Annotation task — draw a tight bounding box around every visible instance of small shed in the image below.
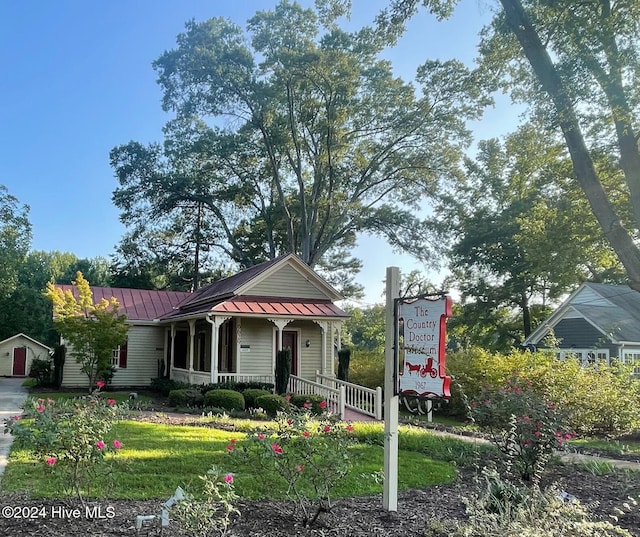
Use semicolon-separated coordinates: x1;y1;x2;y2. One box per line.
0;333;52;377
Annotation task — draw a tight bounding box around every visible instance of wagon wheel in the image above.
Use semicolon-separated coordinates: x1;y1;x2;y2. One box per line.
429;369;437;378
402;396;430;415
420;369;428;378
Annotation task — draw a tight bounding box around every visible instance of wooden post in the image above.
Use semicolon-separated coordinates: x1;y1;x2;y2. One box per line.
383;267;399;511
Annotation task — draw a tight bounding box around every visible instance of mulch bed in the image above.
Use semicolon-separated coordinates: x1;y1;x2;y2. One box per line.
2;412;640;536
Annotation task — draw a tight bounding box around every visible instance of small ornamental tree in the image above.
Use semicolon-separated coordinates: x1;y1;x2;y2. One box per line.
275;347;292;395
46;271;128;392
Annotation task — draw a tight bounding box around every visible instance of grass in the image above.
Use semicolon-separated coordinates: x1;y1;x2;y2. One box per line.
569;437;640;457
1;419;479;500
27;391;153;405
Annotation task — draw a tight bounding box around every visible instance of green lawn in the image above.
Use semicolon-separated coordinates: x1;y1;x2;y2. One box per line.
1;420;478;500
568;436;640;457
26;391;153;405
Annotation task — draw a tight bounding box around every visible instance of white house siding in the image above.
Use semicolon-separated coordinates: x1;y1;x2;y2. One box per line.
62;324;165;388
237;318;276;377
0;335;50;377
248;264;328;300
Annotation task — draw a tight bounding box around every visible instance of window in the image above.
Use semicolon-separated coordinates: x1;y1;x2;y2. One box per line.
111;342;128;369
623;352;640;375
558;348;609;365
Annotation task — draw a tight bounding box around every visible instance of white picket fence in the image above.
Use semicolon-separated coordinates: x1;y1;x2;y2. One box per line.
315;371;383;420
287;375;346;419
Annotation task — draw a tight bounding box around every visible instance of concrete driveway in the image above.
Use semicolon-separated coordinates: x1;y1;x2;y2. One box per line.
0;377;29;480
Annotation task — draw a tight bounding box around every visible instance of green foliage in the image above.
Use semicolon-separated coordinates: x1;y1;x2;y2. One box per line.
149;377;191;396
52;344;66;388
29;357;53;387
0;185;32;300
4;385;126;504
46;271;128;391
275;348;292;395
337;347;351;382
255;394;291;417
204;389;245;412
229;407;356;526
241;389;272;409
446;347;640;436
470;374;573;481
288;394;327;415
343;305;386;352
197;381;274;395
169;389;205;408
457;468;634;537
171;466;239;537
348;350;384;389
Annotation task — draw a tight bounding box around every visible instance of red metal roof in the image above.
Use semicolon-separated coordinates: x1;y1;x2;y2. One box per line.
56;285;192;321
210;296;349;319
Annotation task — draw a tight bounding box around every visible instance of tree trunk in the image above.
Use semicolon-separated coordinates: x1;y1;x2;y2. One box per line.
499;0;640;291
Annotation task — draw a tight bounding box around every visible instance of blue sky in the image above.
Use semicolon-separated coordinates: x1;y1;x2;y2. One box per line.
0;0;517;304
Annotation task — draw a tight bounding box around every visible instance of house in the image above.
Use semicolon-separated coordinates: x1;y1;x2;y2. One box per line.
523;282;640;372
0;333;52;377
56;254;349;388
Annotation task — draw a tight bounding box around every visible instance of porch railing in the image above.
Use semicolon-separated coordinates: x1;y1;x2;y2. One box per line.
216;373;274;385
288;375;345;420
170;368;274;386
315;371;383;420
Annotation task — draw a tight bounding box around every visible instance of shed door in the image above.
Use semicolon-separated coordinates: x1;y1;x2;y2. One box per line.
13;347;26;376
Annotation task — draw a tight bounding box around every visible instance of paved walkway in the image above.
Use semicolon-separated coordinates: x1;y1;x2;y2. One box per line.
0;377;29;481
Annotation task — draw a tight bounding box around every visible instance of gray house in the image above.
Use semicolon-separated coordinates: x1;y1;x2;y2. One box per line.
523;282;640;373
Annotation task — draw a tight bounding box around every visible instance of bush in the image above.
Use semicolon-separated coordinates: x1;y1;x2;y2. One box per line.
197;381;275;394
242;389;272;409
348;350;384;389
168;388;204;408
204;389;245;411
446;347;640;436
255;394;291;416
289;394;327;415
150;377;190;397
29;357;53;386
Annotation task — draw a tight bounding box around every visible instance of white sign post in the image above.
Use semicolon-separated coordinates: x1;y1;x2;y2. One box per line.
383;267;399;512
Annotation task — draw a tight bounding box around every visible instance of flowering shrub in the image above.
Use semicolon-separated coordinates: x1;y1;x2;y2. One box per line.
469;374;574;482
230;406;355;526
171;466;239;537
4;383;126;503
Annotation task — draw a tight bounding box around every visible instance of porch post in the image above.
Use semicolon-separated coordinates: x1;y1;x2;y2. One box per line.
206;315;230;384
314;320;328;375
188;319;196;385
170;323;176;379
268;318;293;375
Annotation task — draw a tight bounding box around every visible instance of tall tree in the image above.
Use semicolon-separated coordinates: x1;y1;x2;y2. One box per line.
111;0;490;296
46;272;128;391
380;0;640;290
0;185;31;298
435;125;624;345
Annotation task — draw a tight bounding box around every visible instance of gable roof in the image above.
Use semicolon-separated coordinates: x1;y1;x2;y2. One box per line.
0;333;52;351
524;282;640;345
160;254;347;321
55;285;192;322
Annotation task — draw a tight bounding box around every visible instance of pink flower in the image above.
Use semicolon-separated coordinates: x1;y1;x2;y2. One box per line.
37;405;45;413
564;433;573;440
284;394;291;401
113;440;122;449
271;443;283;455
521;415;530;423
296;464;304;473
257;433;266;441
96;440;105;450
302;431;310;438
346;424;354;432
107;399;116;406
12;415;21;421
96;381;105;389
319;400;327;409
224;474;234;484
226;444;235;452
47;398;54;404
287;419;293;425
303;402;311;409
46;457;56;466
230;438;237;444
323;425;331;433
533;430;542;437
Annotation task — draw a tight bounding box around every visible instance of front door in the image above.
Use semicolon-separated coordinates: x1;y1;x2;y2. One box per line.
12;347;26;376
282;331;298;376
